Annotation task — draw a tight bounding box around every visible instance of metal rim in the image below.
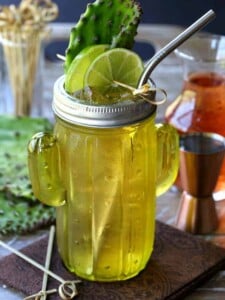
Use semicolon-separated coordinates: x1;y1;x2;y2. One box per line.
52;76;156;128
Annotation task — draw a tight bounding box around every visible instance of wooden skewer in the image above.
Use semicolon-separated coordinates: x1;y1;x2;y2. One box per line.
23;289;57;300
23;225;57;299
56;53;66;61
0;233;81;299
41;225;55;300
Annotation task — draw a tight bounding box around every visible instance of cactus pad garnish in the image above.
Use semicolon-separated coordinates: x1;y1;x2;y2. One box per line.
0;116;55;235
64;0;142;72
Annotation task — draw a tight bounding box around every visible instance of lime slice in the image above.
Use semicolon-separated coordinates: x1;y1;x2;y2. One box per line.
65;44;109;93
84;48;144;94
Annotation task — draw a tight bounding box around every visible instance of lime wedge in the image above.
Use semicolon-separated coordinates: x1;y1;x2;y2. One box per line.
65;44;109;93
84;48;144;94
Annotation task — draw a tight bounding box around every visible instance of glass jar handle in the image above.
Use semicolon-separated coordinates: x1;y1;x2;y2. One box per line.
156;124;179;196
27;132;65;207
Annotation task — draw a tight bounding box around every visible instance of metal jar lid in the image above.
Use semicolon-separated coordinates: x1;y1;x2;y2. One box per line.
52;76;156;128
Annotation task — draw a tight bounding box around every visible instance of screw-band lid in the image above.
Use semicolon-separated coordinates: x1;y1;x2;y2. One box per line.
53;76;156;128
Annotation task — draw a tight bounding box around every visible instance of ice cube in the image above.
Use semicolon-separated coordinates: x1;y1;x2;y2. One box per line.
73;86;134;105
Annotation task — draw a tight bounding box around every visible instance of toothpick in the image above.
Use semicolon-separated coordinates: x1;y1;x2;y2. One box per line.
0;238;81;299
0;239;64;283
23;289;57;300
113;80;167;105
41;225;55;300
56;53;66;61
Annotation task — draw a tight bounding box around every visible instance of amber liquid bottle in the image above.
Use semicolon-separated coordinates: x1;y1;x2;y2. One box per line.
165;34;225;199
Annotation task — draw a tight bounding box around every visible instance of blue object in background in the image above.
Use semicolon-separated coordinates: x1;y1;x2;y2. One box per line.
1;0;225;60
44;0;225;61
1;0;224;32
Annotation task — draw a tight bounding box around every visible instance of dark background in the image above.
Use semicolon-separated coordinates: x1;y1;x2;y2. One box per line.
1;0;224;33
1;0;225;59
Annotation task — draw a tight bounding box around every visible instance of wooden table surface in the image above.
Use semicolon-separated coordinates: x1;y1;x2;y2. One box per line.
0;23;225;299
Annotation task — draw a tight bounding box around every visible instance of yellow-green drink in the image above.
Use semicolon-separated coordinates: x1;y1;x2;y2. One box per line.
55;117;156;281
28;76;178;281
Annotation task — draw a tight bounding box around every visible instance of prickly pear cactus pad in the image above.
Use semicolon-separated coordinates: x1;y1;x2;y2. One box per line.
65;0;142;72
0;116;55;235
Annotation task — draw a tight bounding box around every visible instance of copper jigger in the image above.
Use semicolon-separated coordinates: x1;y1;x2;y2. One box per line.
176;132;225;234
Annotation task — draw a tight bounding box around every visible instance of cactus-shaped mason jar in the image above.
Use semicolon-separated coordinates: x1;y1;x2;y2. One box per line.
28;76;179;282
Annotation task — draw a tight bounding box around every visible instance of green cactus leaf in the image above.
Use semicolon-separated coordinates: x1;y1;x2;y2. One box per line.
64;0;142;72
0;192;55;235
0;116;55;235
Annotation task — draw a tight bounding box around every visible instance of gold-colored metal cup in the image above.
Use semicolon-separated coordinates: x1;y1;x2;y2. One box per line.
176;132;225;234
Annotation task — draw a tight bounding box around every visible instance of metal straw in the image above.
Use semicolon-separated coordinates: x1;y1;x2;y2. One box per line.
138;9;216;88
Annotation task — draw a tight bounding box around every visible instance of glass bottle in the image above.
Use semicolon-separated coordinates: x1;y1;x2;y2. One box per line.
165;34;225;199
28;76;178;281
